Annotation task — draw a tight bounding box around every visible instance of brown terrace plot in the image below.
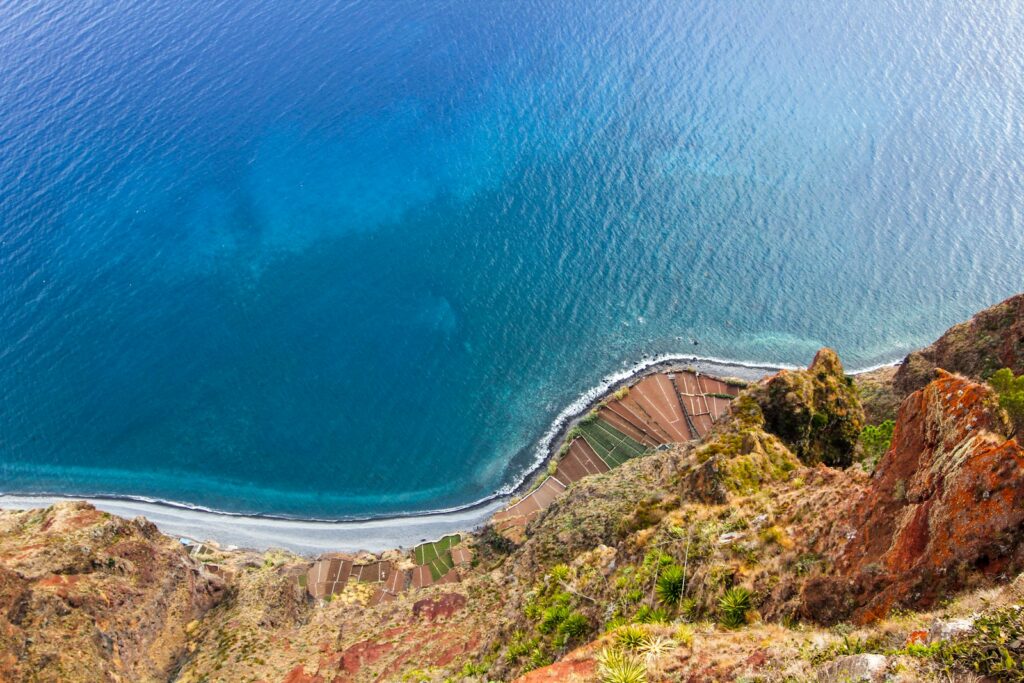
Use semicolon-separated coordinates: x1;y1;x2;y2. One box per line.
492;369;741;538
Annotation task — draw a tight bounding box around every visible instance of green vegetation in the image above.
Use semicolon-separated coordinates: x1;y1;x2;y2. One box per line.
655;565;685;605
923;607;1024;681
857;419;895;469
597;647;648;683
554;612;590;647
576;418;649;467
615;624;651;650
707;392;735;400
717;587;753;628
518;565;597;661
413;534;461;580
633;605;670;624
990;368;1024;434
810;607;1024;681
753;349;865;468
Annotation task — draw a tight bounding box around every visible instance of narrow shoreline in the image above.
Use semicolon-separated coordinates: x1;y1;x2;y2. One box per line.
0;353;901;555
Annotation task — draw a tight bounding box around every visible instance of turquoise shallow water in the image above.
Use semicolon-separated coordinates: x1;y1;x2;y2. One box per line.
1;0;1023;518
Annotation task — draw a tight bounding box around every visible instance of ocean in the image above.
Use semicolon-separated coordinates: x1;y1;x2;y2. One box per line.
1;0;1023;518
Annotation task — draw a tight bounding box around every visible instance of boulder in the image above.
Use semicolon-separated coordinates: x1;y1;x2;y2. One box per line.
928;617;975;643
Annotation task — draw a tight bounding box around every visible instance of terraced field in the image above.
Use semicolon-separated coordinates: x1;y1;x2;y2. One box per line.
574;418;647;467
492;369;743;538
413;534;461;581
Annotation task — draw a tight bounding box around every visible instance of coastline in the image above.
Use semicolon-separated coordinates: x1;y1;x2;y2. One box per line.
0;493;506;555
0;353;901;555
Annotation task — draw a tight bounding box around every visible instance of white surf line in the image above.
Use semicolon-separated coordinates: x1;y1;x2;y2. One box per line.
0;494;505;556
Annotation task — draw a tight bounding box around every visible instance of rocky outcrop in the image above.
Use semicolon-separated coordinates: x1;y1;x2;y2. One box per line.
0;502;225;682
687;394;801;502
807;371;1024;623
751;348;865;467
895;293;1024;395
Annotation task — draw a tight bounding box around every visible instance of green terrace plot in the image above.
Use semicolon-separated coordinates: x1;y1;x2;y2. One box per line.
575;417;649;467
414;534;461;580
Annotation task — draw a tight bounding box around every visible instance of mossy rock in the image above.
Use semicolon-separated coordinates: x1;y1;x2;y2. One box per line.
751;348;865;468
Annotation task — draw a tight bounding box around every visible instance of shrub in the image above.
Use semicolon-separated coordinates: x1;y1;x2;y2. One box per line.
941;606;1024;681
528;647;552;670
679;597;700;621
673;624;695;647
538;604;570;634
990;368;1024;435
548;564;571;583
634;605;670;624
857;420;895;469
759;525;794;549
505;632;536;663
597;648;648;683
554;612;589;647
655;565;686;605
718;587;753;628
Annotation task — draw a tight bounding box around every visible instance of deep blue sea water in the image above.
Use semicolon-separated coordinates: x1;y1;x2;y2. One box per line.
2;1;1023;518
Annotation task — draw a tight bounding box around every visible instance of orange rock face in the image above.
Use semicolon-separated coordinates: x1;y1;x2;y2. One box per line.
810;371;1024;623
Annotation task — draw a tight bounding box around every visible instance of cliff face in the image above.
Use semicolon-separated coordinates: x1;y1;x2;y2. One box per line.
895;293;1024;395
805;371;1024;624
0;502;225;682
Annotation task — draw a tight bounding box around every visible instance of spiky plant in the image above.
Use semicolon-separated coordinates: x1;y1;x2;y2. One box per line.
633;605;670;624
639;635;675;668
718;586;753;629
597;648;648;683
673;623;695;647
655;565;685;605
554;612;590;647
548;564;571;583
615;624;651;651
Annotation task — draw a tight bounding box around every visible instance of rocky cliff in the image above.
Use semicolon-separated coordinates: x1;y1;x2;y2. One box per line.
895;292;1024;395
0;502;224;682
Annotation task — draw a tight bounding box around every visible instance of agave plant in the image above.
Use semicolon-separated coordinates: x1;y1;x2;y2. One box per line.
639;635;675;668
615;624;651;651
718;586;753;629
655;564;686;605
597;648;648;683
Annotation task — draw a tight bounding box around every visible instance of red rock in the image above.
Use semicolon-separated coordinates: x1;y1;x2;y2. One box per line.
514;658;596;681
906;630;928;646
895;293;1024;395
815;371;1024;622
281;665;324;683
411;592;466;621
